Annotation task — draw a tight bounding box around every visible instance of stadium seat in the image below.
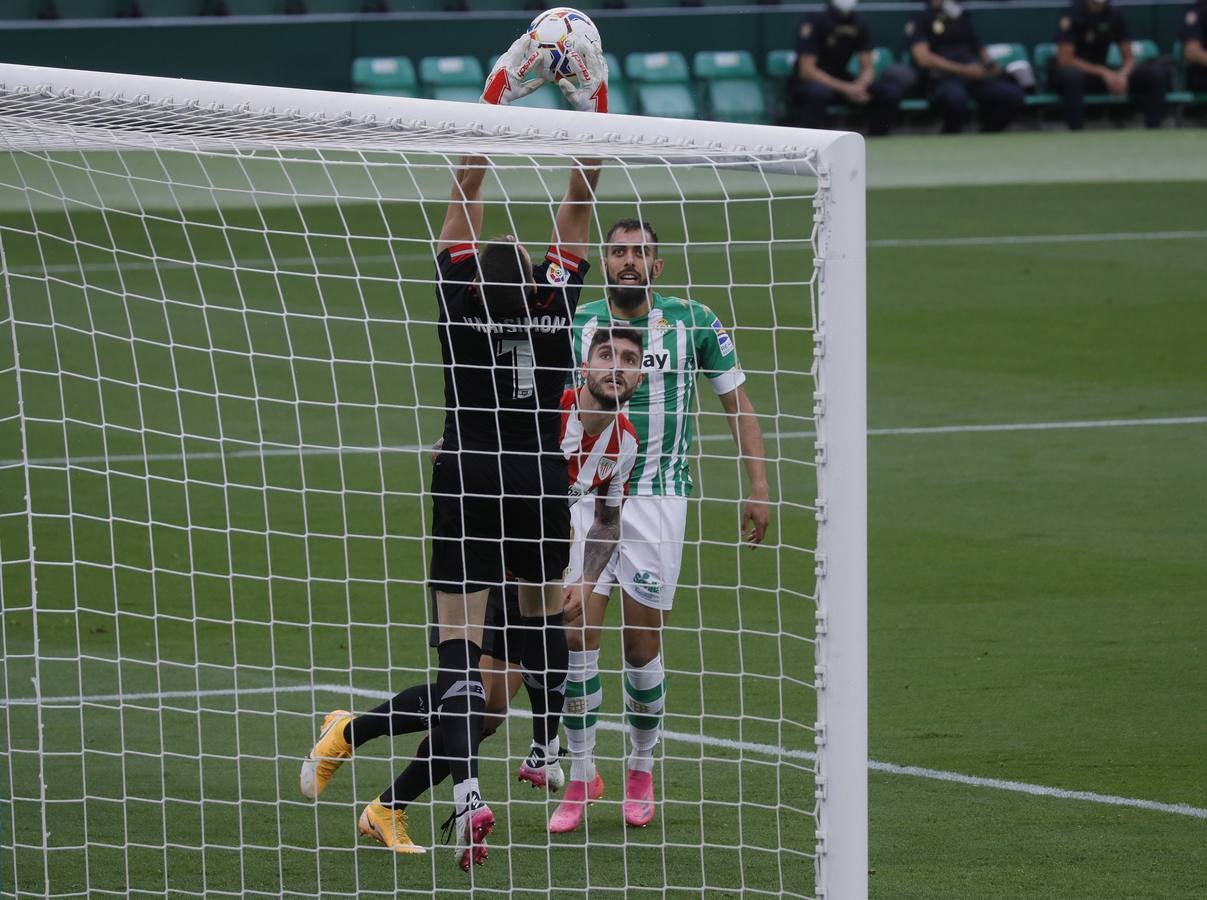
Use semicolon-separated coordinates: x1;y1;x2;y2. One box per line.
693;50;767;124
984;42;1027;69
1106;39;1159;68
626;51;697;119
420;55;486;103
764;49;796;122
304;0;387;11
603;52;632;115
1032;41;1058;74
845;46;894;79
352;56;419;96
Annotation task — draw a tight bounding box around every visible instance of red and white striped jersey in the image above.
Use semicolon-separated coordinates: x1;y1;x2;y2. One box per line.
560;388;639;507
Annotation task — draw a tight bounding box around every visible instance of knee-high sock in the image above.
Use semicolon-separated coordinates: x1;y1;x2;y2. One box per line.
433;639;486;792
379;732;453;809
520;613;568;750
563;648;602;783
624;655;665;774
345;684;433;748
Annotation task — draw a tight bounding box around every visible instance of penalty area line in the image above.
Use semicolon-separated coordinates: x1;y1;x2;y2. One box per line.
11;682;1207;821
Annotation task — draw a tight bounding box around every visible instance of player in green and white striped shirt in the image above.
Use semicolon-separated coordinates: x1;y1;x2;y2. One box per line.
550;218;771;834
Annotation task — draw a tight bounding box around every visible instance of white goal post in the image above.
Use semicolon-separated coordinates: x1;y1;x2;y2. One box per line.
0;63;865;898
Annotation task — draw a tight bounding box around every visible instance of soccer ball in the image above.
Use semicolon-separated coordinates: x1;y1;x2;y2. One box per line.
527;7;602;84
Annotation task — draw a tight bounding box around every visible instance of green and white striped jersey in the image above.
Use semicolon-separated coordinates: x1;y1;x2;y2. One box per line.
573;292;745;497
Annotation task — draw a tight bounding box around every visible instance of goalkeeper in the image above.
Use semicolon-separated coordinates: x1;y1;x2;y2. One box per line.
298;33;608;871
549;219;771;834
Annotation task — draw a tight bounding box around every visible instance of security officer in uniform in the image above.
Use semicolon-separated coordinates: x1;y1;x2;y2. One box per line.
790;0;915;135
1050;0;1168;128
906;0;1025;133
1181;0;1207;91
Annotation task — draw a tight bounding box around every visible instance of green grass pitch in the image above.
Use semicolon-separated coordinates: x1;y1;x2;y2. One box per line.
1;131;1206;898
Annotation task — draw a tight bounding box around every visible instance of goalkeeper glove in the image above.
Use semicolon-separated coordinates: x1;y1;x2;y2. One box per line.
481;34;548;105
557;40;609;113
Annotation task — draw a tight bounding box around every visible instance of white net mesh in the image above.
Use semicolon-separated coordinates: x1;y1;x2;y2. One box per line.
0;77;842;898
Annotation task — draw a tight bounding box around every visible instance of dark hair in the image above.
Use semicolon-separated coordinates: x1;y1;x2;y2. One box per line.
604;218;659;253
589;326;644;358
477;240;532;318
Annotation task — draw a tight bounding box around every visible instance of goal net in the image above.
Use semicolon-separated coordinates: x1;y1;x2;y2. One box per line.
0;64;865;899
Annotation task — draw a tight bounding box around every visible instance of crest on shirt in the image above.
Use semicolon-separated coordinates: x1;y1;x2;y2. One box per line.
711;319;734;357
597;457;616;480
1060;16;1071;29
905;20;915;35
1188;11;1197;25
933;19;945;34
546;262;571;286
801;23;812;38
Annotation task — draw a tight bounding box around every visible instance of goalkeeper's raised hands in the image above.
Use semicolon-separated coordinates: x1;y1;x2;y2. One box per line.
557;39;609;113
481;34;548;105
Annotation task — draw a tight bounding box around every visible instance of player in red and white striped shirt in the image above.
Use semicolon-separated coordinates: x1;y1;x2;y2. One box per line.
516;326;645;789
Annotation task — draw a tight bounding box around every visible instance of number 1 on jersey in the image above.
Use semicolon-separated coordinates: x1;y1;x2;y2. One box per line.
496;337;535;400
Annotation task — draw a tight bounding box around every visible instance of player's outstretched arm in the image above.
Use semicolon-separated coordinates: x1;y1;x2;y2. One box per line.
437;155;488;254
719;386;771;546
550;160;602;261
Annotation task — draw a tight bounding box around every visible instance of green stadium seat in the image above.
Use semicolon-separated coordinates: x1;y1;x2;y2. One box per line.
420;55;485;103
626;51;697;119
765;49;796;80
763;49;796;121
304;0;386;11
602;51;632;114
1106;39;1159;68
845;46;894;79
693;50;767;124
352;56;418;96
1032;42;1058;73
984;42;1027;69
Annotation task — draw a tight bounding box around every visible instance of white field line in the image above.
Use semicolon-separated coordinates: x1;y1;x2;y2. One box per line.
9;682;1206;821
8;415;1207;469
4;229;1205;277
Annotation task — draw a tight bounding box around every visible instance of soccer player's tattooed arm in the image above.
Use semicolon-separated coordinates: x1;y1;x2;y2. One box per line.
562;501;620;624
436;155;488;254
550;159;602;261
719;386;771;546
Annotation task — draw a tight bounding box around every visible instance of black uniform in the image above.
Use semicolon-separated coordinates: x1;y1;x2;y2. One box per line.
906;4;1024;133
1181;1;1207;91
790;5;912;135
429;243;586;592
1051;0;1167;128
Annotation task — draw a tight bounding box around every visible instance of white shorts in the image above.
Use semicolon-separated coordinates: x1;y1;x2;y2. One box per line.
593;494;688;611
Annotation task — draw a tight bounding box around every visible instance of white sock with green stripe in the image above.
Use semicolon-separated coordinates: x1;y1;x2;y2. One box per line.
564;649;601;783
624;655;665;774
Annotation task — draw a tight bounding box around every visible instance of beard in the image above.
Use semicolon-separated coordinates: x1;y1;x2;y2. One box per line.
605;271;650;311
586;377;637;410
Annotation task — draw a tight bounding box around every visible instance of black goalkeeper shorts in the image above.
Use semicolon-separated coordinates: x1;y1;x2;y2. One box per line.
428;448;571;593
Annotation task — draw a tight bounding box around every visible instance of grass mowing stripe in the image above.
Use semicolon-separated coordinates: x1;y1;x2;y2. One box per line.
7;416;1206;468
11;683;1207;822
5;228;1204;277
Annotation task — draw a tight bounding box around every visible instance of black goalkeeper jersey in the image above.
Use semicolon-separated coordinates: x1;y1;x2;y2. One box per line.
435;243;589;454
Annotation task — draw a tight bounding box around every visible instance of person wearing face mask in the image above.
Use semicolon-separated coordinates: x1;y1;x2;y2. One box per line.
906;0;1025;133
1050;0;1168;128
1183;0;1207;92
789;0;915;135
